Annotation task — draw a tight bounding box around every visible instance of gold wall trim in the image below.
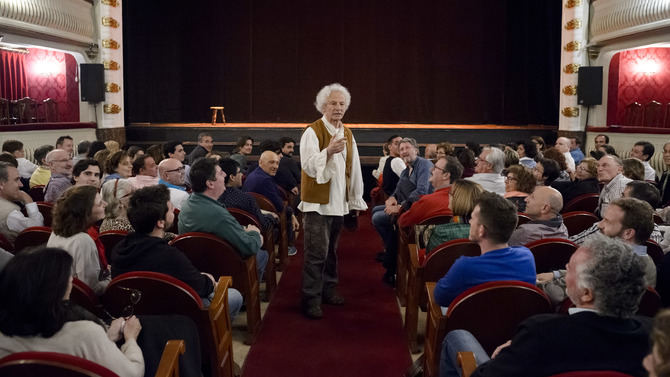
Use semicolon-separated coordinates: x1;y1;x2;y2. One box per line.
102;17;119;28
564;19;581;30
103;60;119;70
563;41;581;52
563;63;580;74
565;0;581;8
102;39;119;49
561;107;580;117
562;85;578;96
104;104;121;114
105;83;120;93
102;0;118;7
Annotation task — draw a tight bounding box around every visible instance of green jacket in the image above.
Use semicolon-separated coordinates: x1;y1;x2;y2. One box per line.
179;193;262;258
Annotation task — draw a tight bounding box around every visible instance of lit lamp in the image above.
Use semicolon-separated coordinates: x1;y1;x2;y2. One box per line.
635;59;659;76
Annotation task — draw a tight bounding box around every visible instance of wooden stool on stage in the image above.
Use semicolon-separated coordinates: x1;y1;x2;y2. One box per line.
210;106;226;125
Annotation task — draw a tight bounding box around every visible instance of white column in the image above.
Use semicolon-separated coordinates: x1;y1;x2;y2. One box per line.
558;0;589;132
98;0;124;129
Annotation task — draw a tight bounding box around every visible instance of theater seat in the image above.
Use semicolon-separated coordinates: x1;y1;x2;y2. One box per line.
99;230;128;263
561;193;599;214
525;238;577;274
562;211;599;236
36;201;53;227
250;192;288;271
645;239;664;267
13;226;51;254
70;278;104;318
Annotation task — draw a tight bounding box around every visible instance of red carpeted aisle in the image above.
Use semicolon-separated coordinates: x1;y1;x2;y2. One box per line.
241;210;413;376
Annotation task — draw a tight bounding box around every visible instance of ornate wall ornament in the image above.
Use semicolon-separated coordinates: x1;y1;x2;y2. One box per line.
102;0;118;7
105;83;120;93
102;39;119;49
563;63;580;74
103;104;121;114
103;60;120;70
562;85;578;96
565;0;581;8
564;41;581;52
564;19;582;30
102;17;119;28
561;107;580;117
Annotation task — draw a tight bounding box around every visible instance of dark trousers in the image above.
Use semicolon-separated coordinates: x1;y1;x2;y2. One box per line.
301;212;343;307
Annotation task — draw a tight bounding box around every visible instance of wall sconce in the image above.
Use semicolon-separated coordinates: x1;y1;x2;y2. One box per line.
85;43;99;59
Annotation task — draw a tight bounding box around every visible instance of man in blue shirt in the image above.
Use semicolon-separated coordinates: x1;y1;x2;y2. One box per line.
569;137;585;165
433;192;536;307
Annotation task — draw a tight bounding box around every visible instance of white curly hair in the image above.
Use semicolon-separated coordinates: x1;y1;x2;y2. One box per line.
314;83;351;114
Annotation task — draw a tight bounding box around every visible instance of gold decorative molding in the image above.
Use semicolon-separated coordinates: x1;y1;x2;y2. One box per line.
102;0;118;7
564;41;581;52
561;107;580;117
103;60;120;70
102;17;119;28
104;104;122;114
562;85;578;96
565;0;581;8
564;19;582;30
102;39;119;49
563;63;580;74
105;83;121;93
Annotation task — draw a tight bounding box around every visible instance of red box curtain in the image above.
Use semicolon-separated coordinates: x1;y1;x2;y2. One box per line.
0;50;28;100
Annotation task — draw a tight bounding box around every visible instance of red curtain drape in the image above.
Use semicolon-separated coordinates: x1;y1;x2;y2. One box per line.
0;50;28;100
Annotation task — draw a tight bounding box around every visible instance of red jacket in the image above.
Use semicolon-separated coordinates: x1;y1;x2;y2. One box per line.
397;186;451;227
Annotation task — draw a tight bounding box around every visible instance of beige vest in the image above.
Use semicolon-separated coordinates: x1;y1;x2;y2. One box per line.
0;197;21;243
300;119;353;204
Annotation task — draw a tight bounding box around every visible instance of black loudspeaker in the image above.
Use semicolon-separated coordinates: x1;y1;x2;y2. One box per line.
577;66;603;106
80;64;105;103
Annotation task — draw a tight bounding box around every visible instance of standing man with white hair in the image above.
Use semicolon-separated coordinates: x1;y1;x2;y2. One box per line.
299;83;367;319
466;147;506;195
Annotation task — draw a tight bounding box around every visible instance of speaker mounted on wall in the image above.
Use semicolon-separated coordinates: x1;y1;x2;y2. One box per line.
80;63;105;103
577;66;603;106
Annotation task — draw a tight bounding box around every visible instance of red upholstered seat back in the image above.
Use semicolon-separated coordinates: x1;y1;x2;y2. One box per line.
0;351;119;377
525;238;577;273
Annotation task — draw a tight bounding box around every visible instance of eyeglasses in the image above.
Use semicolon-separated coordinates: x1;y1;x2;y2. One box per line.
101;286;142;322
166;166;185;173
50;159;71;163
505;176;517;182
431;166;447;173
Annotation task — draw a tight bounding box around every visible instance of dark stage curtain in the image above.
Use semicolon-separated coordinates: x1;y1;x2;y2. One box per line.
0;50;28;100
123;0;561;126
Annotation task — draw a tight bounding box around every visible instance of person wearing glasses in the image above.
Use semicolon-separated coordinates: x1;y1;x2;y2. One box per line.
507;186;567;246
503;164;536;212
551;157;599;204
158;158;189;210
43;149;73;203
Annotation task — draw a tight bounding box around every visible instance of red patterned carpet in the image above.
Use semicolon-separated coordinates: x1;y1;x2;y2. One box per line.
241;210;412;376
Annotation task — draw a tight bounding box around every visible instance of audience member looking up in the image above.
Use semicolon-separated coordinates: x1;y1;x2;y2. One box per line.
508;186;567;246
551;157;600;204
158;158;189;210
503;164;536;212
596;155;632;217
466;147;505;195
44;149;73;203
630;141;656;181
2;140;36;180
0;161;44;244
187;132;214;165
29;144;54;188
103;150;132;184
515;139;537;169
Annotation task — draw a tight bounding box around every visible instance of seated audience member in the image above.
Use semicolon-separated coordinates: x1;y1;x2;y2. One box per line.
458;148;476;178
219;158;276;233
372;141;389;181
44;149;73;203
658;141;670;207
533;158;560;186
623;157;645;181
594;133;609;148
425;143;438;161
380;135;406;196
127;155;159;189
508;186;568;246
466;147;505;195
643;309;670;377
555;137;576;172
0;248;12;271
596;155;632;217
111;185;243;316
86;141;106;159
230;135;253;174
103;150;133;183
187;133;214;165
104;140;120;153
593;143;618;157
163;140;191;186
433;192;536;307
73;140;90;164
0;162;44;243
93;149;111;174
551;157;600;204
398;156;462;227
127;145;145;162
0;153;17;167
503;164;535;212
0;247;145;377
502;148;519;168
436;142;455;159
276;137;301;195
542;147;570;182
158;158;189;210
100;178;135;233
569;137;584;165
515;139;538;169
47;186;110;294
630;141;656;181
442;233;650;377
530;136;546;156
72;159;102;189
144;144;164;166
29;144;54;188
2;140;36;179
179;158;268;279
426;180;484;253
55;135;74;157
372;137;433;285
465;141;482;159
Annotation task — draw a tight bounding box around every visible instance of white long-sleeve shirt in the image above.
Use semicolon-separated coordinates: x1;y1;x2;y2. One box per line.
17;158;38;179
47;232;110;295
298;116;368;216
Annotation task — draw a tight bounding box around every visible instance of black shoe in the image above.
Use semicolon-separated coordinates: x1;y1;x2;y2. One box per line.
323;295;345;305
382;272;396;287
302;305;323;319
375;252;385;263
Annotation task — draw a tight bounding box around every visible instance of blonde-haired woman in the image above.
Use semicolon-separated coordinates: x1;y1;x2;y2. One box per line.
100;178;135;233
426;180;484;253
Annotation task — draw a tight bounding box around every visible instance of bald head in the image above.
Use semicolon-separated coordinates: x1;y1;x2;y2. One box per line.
259;150;279;176
555;137;570;154
525;186;563;220
158;158;184;185
45;149;73;176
